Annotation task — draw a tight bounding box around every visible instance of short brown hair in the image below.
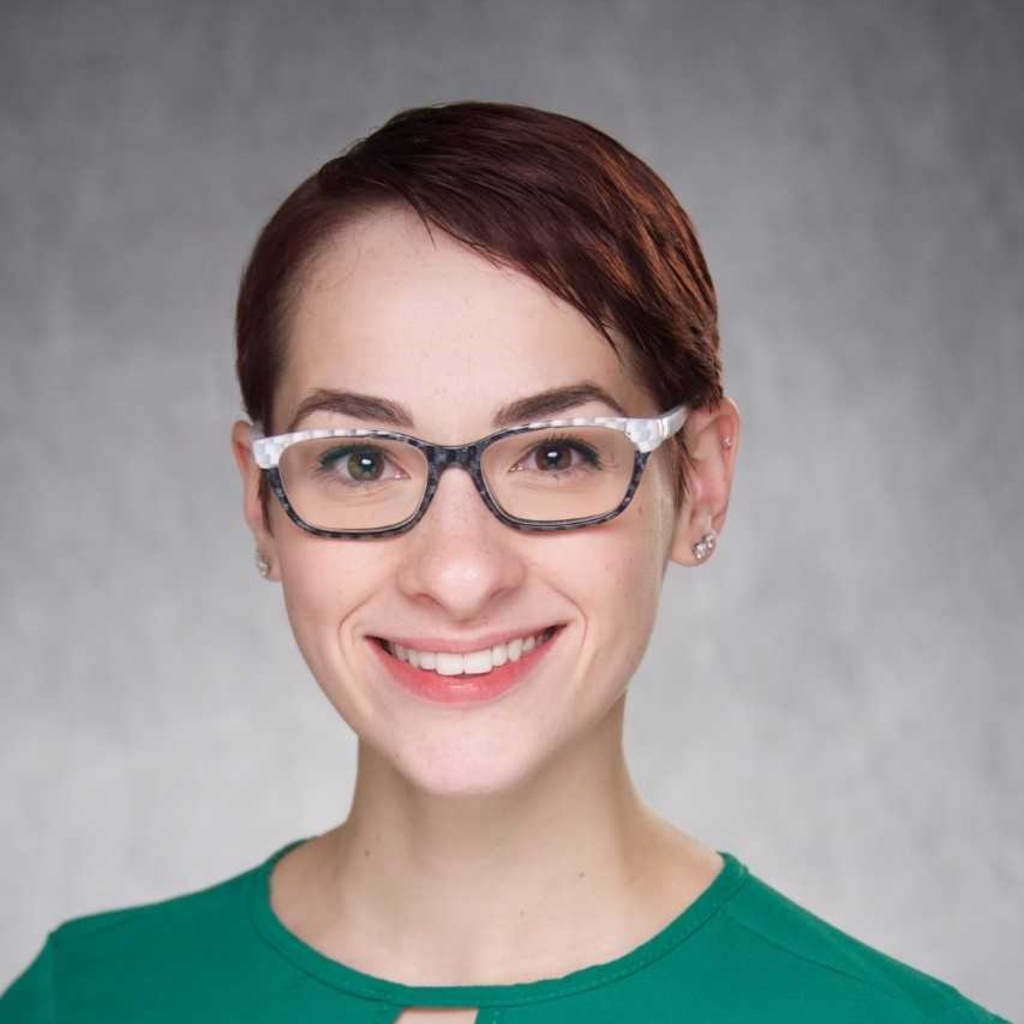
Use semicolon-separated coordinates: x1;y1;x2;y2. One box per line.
236;101;723;503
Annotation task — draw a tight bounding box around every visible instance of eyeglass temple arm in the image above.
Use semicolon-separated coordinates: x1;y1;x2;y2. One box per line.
249;424;279;470
629;405;689;453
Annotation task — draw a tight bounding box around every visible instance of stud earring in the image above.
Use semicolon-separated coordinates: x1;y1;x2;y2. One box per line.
255;551;272;579
721;436;734;450
692;531;717;562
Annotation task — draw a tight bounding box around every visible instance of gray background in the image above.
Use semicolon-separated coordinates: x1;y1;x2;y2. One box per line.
2;0;1021;1016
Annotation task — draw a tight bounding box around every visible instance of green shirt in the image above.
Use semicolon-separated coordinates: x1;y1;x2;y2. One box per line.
1;839;1012;1022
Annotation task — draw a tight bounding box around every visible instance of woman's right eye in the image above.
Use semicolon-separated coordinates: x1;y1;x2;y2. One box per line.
318;446;396;484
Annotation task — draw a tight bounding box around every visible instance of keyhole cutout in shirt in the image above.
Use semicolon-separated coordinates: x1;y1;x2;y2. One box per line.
392;1008;479;1024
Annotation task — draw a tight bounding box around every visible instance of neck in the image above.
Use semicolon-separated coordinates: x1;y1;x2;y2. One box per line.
272;697;718;986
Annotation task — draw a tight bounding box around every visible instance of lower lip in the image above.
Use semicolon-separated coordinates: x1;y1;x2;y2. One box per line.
371;630;561;706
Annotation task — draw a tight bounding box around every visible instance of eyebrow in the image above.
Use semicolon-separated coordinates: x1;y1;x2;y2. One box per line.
285;382;630;434
493;383;629;427
287;390;414;432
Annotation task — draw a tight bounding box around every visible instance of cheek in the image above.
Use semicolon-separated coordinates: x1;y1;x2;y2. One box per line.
276;537;382;656
611;492;675;640
592;544;661;606
616;481;676;588
550;492;669;643
281;546;341;615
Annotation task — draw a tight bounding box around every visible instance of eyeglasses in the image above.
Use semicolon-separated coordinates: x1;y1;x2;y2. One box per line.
251;405;689;539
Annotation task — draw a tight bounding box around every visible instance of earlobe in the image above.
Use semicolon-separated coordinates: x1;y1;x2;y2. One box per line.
667;398;741;568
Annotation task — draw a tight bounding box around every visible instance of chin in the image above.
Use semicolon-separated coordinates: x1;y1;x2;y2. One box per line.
381;731;554;800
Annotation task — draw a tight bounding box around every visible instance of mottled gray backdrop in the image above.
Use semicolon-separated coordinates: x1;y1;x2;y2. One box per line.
2;0;1021;1016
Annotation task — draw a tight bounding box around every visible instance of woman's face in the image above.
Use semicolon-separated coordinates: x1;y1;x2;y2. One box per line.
235;206;707;797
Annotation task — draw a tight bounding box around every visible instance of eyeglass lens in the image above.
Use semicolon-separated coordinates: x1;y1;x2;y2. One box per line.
275;426;638;531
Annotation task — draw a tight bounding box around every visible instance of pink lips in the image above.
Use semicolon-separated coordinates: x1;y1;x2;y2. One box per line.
371;629;561;705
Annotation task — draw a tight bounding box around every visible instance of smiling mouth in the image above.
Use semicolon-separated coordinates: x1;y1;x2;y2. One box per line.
374;626;560;677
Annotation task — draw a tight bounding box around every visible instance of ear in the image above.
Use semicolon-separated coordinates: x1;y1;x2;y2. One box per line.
667;398;741;568
231;420;280;581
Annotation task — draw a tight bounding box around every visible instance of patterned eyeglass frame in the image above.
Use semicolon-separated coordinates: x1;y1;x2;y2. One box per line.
250;404;690;539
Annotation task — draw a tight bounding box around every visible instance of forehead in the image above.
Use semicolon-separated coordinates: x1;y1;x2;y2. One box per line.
275;206;653;437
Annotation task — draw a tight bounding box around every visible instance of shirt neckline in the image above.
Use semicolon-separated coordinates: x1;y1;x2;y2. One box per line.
248;837;750;1007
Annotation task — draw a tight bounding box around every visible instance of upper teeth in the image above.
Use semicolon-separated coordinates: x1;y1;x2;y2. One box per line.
384;629;554;676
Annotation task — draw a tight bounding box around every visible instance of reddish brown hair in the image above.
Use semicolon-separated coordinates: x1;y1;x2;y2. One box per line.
236;101;723;502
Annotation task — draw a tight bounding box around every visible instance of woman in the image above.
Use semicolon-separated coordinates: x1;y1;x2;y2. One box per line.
2;102;1009;1023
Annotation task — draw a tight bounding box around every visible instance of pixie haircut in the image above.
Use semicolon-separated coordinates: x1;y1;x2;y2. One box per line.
236;101;723;506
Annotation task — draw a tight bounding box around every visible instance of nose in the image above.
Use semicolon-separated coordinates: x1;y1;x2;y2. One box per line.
394;463;527;620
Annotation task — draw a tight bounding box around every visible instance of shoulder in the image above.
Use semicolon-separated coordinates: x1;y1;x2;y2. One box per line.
0;849;279;1022
705;856;1012;1023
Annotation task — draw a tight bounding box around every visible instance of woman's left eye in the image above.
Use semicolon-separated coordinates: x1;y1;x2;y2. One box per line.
514;437;602;473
